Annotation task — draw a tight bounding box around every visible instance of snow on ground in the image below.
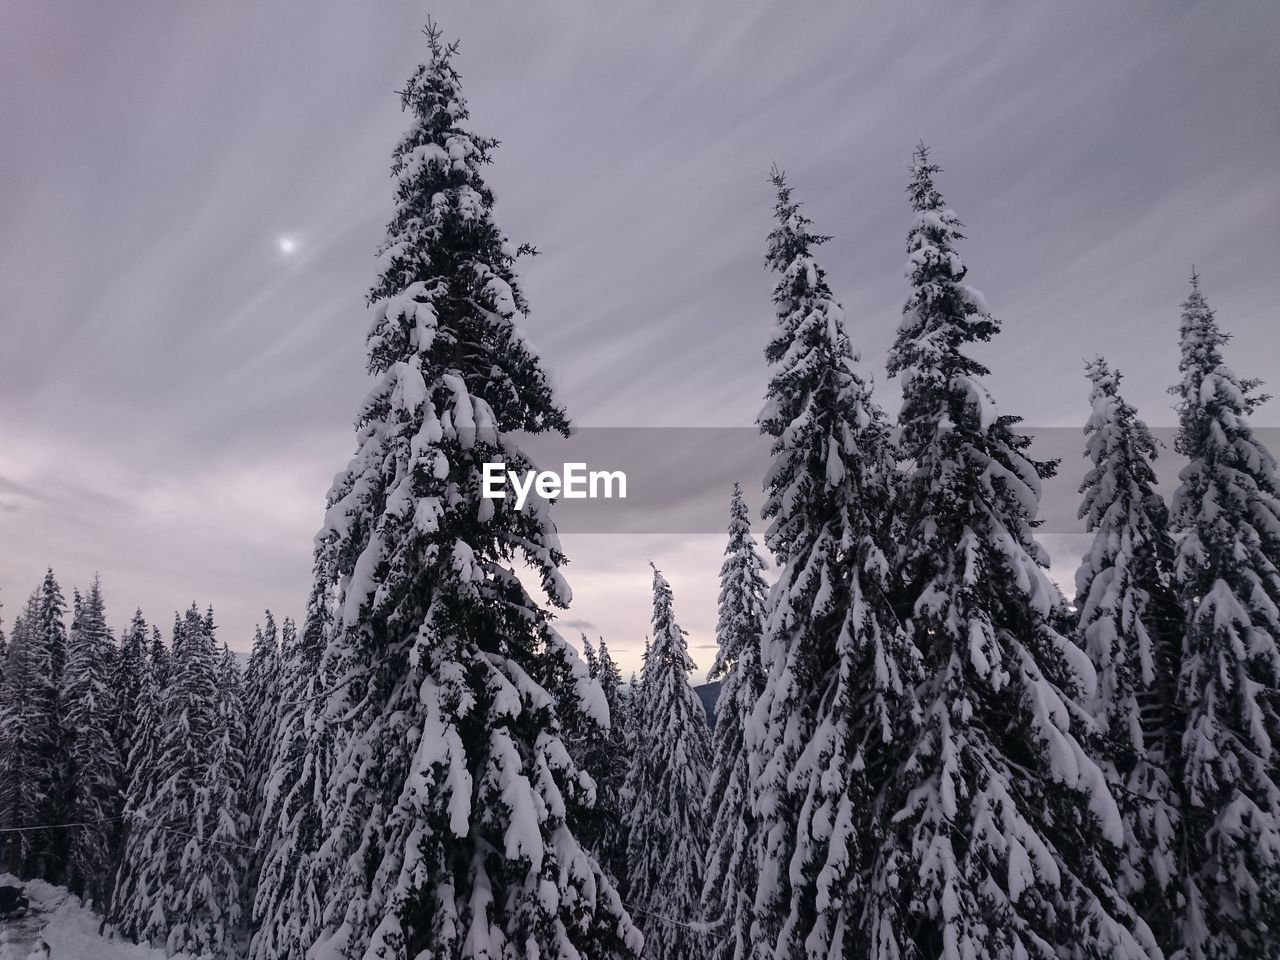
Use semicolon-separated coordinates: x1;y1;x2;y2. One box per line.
0;874;169;960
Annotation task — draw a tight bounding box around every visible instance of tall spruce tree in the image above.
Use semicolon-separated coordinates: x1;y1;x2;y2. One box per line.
26;570;69;879
243;613;282;840
112;604;243;957
535;630;616;887
173;642;250;959
619;638;651;841
285;24;638;960
590;637;630;884
111;610;150;789
1074;358;1183;951
701;484;768;960
61;575;121;905
746;170;916;960
0;590;43;869
149;625;169;689
113;611;199;946
107;613;162;928
251;588;336;960
125;624;167;803
596;641;626;727
39;570;69;684
560;636;619;880
878;146;1157;959
105;609;149;890
623;565;711;960
161;626;246;960
1169;273;1280;959
626;638;651;752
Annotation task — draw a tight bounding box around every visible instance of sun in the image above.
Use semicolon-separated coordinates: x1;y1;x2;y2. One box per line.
278;236;297;255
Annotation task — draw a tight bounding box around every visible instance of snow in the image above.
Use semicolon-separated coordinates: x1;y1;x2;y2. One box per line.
397;142;450;181
824;439;845;486
0;876;169;960
483;274;518;318
953;374;998;432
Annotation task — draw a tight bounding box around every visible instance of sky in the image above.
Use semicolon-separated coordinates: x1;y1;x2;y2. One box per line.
1;2;1278;676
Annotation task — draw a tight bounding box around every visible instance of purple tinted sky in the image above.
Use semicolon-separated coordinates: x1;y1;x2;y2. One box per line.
1;3;1277;674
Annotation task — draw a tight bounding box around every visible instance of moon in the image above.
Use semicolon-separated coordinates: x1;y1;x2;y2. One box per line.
278;236;297;255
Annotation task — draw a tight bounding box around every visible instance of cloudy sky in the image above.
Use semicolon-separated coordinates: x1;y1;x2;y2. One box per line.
2;2;1277;675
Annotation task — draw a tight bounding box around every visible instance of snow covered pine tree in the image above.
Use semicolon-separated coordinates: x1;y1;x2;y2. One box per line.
61;575;121;906
623;565;711;960
591;638;630;884
747;170;916;960
287;23;640;960
102;610;160;922
878;146;1158;959
1073;358;1183;953
1169;273;1280;959
149;624;169;689
625;638;652;760
574;636;630;885
108;620;163;919
194;641;251;953
251;585;336;960
111;604;246;958
110;610;151;806
243;609;282;881
4;570;70;880
523;624;615;914
0;588;48;871
701;483;768;960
